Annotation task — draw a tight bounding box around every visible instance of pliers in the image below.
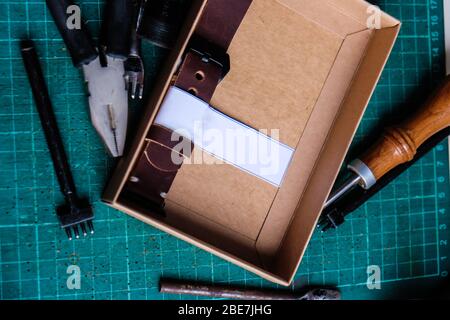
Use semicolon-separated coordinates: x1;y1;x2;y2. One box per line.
46;0;135;157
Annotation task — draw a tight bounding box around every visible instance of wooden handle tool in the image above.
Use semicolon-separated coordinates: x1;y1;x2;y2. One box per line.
325;75;450;208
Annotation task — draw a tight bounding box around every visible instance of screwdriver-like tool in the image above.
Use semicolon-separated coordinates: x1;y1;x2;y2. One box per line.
160;279;341;300
21;40;94;240
318;126;450;231
323;75;450;213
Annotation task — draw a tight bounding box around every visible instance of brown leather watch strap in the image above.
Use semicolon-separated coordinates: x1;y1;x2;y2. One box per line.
175;0;253;103
127;1;252;209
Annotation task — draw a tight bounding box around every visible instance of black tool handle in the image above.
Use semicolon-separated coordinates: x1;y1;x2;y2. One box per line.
21;40;78;205
101;0;135;58
129;0;145;56
46;0;98;67
138;0;183;49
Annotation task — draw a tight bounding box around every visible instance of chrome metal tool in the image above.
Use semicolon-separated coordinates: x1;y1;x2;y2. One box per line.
46;0;134;157
125;0;146;100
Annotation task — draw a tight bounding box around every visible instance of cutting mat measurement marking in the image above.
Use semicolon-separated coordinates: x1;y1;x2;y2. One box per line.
432;0;449;281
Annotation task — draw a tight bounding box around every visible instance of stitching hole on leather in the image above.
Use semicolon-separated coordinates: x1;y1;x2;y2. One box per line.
129;176;140;183
188;87;198;96
195;71;205;81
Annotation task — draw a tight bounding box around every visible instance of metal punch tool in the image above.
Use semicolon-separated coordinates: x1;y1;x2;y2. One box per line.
21;40;94;240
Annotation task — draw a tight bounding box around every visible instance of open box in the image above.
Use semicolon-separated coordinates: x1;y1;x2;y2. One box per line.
103;0;400;286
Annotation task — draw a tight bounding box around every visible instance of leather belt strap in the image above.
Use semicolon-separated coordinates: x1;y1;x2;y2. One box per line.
127;125;192;206
196;0;253;51
175;0;253;102
128;0;252;208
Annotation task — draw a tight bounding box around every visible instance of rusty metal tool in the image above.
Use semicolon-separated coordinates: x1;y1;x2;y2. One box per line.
160;279;341;300
320;75;450;227
21;40;94;240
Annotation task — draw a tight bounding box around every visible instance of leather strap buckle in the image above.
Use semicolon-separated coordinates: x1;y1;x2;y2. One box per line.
188;35;230;81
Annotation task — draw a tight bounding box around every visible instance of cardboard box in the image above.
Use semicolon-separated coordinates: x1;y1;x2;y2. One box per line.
103;0;400;285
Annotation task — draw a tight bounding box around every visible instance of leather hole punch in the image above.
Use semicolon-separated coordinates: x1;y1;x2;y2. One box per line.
175;35;231;102
188;35;231;81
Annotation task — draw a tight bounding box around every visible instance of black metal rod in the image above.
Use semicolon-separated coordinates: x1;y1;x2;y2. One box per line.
160;279;298;300
21;40;78;205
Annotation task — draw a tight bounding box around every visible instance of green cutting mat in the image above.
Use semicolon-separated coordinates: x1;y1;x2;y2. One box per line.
0;0;449;300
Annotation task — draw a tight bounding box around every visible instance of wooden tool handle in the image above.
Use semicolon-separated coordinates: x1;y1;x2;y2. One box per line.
360;75;450;180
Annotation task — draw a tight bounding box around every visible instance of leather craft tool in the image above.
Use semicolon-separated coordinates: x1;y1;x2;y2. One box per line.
21;40;94;240
319;75;450;231
125;0;146;100
46;0;134;157
160;279;341;300
318;126;450;232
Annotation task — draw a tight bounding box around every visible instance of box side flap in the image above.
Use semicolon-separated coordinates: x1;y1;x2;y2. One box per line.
278;0;364;38
273;25;400;282
328;0;400;28
256;29;373;267
278;0;399;39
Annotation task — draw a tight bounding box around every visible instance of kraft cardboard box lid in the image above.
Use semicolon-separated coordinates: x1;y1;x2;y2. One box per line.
103;0;400;286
